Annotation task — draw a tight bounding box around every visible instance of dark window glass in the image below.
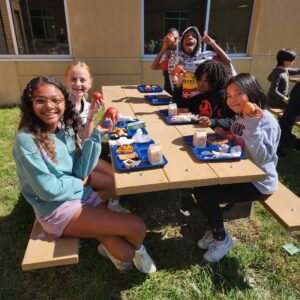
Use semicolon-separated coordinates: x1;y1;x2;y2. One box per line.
208;0;254;53
144;0;207;54
8;0;70;55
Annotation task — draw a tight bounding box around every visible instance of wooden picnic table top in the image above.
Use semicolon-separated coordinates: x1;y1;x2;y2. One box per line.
289;77;300;83
102;85;266;196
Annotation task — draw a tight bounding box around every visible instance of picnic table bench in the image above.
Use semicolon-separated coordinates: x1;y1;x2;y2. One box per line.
268;107;300;128
22;85;300;271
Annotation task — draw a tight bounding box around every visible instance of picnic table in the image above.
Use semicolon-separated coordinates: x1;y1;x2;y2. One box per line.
103;85;266;196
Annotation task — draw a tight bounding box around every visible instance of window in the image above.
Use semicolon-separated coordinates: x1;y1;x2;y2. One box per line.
0;0;70;56
144;0;206;55
143;0;254;56
208;0;254;54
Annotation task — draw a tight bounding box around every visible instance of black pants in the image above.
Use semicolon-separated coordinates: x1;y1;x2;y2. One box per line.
279;82;300;144
194;183;270;239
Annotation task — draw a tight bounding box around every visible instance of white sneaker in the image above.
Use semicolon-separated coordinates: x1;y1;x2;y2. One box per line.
203;231;234;263
97;243;133;271
107;200;130;213
197;230;214;249
133;245;156;274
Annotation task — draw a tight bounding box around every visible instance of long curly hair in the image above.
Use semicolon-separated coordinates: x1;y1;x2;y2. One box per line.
18;76;81;162
195;60;228;92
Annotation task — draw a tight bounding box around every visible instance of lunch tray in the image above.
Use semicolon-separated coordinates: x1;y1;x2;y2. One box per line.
144;94;173;105
137;85;163;93
184;134;245;161
108;119;148;140
159;109;199;125
111;142;168;171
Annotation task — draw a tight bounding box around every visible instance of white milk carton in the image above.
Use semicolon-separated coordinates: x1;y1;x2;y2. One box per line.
193;130;207;148
148;144;163;164
168;103;178;117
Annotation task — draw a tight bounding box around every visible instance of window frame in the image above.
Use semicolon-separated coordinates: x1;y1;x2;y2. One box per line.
141;0;255;61
0;0;72;61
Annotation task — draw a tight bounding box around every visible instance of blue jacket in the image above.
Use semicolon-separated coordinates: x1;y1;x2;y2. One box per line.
13;127;104;217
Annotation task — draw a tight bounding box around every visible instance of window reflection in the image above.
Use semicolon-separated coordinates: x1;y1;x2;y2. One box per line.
9;0;69;55
144;0;206;55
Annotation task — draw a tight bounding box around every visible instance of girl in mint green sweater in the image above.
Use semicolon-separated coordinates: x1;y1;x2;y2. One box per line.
13;76;156;273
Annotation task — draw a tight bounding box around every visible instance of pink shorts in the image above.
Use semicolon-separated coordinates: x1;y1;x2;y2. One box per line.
37;191;102;237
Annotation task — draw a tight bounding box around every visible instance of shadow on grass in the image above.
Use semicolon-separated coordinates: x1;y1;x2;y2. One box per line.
0;188;255;298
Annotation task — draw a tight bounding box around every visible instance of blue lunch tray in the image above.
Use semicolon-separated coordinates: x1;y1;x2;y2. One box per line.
184;134;245;161
144;94;173;105
159;109;199;125
111;142;168;171
137;84;163;93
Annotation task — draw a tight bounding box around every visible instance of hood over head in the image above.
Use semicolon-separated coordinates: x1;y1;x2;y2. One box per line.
180;26;202;56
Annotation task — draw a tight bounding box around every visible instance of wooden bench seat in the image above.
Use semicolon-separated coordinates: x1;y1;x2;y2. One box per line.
268;107;300;128
260;182;300;231
22;220;79;271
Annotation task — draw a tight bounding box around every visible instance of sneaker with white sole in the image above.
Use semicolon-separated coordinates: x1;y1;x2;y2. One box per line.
197;230;214;250
97;243;133;271
203;231;234;263
133;245;156;274
107;200;130;213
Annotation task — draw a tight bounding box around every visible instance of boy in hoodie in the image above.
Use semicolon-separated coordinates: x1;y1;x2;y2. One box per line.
266;48;300;108
168;26;233;99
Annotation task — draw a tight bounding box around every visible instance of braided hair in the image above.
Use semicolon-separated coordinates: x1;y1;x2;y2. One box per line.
19;76;81;162
195;60;228;92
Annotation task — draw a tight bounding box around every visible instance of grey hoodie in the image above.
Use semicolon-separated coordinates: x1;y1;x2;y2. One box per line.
266;67;300;108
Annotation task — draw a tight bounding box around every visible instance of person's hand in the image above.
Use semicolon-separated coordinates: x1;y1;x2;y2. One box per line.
214;127;226;136
170;72;185;88
165;33;177;50
202;32;215;47
96;107;119;133
87;97;102;122
199;116;211;126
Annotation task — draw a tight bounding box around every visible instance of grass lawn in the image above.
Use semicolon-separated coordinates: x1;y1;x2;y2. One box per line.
0;107;299;299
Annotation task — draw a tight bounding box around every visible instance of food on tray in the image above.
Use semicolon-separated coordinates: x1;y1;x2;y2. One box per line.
148;144;163;164
111;127;128;138
193;130;207;148
157;94;171;100
145;84;152;91
123;159;141;169
177;108;190;114
118;152;139;161
207;136;229;145
127;120;146;130
116;144;134;153
243;102;255;115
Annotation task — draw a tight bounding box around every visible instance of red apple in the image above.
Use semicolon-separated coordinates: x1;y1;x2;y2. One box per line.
92;91;104;104
106;107;119;116
173;64;186;75
166;33;175;44
243;102;255;115
145;84;152;91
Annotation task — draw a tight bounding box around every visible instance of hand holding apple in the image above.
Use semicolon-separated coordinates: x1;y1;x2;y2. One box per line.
92;91;104;105
243;102;263;118
173;64;186;76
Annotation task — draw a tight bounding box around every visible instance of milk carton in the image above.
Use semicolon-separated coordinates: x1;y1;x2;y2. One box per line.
148;144;163;164
193;130;207;148
168;103;178;117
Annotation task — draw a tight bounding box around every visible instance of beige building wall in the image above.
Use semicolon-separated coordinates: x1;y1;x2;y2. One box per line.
0;0;300;105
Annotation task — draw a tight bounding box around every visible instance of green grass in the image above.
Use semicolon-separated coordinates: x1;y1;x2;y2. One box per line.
0;107;299;299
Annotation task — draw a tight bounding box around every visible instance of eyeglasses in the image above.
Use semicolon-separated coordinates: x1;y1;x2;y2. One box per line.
31;97;65;106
